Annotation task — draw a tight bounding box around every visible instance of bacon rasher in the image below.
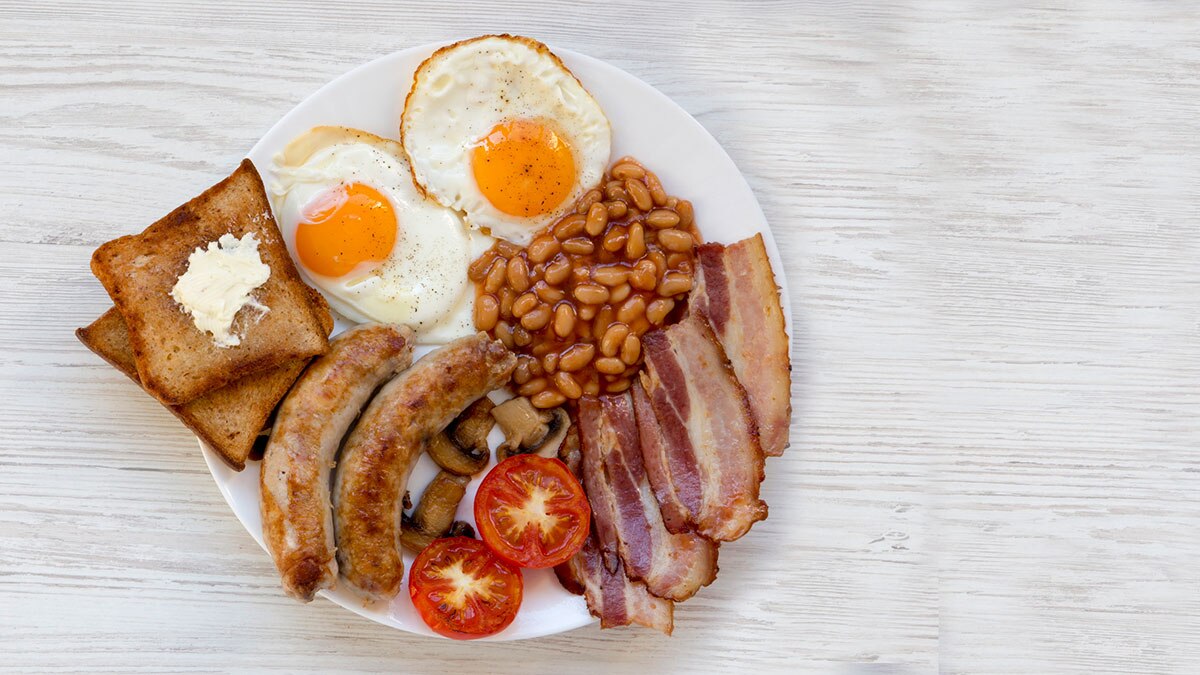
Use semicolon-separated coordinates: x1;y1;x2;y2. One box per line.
555;533;675;634
578;394;718;601
636;313;767;542
691;233;791;456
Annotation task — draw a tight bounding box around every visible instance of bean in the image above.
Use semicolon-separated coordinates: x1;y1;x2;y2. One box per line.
512;325;532;347
506;256;530;292
521;304;552;331
611;162;646;180
604;180;626;201
658;228;695;252
607;200;628;218
531;390;567;409
570;266;591;285
576;189;603;215
559;343;595;372
529;358;544;377
593;306;616;336
620;334;642;365
617;296;646;325
602;226;628;253
644;171;668;206
483;259;506;293
605;378;633;394
512;358;533;385
625;221;646;259
468;250;497;282
533;281;563;303
625;178;653;211
630;259;658;290
646;209;680;229
527;236;561;264
495;321;514;348
595;357;626;375
600;323;631;358
629;315;651;335
647;298;675;325
541;352;559;375
578;304;597;321
517;377;548;397
667;252;691;269
657;271;693;297
475;294;499;331
592;264;629;287
608;282;632;304
573;282;609;305
495;241;521;258
553;303;576;338
562;237;595;256
586;201;609;236
554;371;583;399
583;378;601;396
512;292;538;318
499;288;516;318
554;214;587;240
648;250;668;279
676;199;694;228
544;254;571;285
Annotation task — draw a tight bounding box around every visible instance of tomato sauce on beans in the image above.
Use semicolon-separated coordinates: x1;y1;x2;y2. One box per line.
468;157;699;407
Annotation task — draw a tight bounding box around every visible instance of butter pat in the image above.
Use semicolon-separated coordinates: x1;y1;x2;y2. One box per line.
171;232;271;348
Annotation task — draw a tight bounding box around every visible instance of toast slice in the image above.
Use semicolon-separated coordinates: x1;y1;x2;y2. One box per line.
76;292;334;471
90;159;329;404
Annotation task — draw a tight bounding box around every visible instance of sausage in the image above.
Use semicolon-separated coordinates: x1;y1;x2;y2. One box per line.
332;333;516;601
260;323;415;602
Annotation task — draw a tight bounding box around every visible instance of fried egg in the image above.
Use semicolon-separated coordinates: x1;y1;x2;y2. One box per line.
401;35;611;245
269;126;492;343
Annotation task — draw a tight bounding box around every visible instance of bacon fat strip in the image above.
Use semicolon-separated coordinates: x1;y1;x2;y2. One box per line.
260;323;415;602
555;532;675;635
578;394;718;601
638;313;767;542
691;233;792;456
333;333;515;601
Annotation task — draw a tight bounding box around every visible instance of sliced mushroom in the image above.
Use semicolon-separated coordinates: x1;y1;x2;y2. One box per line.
399;470;471;554
558;422;581;478
492;397;570;462
426;397;495;476
447;520;476;539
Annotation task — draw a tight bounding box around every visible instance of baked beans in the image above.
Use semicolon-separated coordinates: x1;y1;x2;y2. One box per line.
470;157;699;406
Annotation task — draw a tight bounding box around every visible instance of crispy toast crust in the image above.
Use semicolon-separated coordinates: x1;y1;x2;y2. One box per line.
90;159;328;404
76;292;333;471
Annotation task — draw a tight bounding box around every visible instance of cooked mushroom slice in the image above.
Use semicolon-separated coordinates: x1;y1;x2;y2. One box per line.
558;422;581;477
450;397;495;453
426;397;495;476
447;520;476;539
492;397;570;462
427;431;485;476
399;471;471;554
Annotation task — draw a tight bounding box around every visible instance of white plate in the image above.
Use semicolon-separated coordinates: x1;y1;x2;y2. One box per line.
201;40;790;641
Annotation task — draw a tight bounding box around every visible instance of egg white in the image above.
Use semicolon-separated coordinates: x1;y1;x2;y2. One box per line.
269;126;491;344
401;35;611;245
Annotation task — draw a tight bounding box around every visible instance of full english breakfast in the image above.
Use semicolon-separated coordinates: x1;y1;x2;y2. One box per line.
77;34;790;639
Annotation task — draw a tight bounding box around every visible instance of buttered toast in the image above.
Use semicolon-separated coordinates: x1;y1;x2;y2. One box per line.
90;159;329;404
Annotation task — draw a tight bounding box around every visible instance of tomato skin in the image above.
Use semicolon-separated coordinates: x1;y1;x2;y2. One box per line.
408;537;523;640
474;454;592;569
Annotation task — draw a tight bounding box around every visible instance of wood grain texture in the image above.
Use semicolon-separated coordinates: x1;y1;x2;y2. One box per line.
1;1;1196;673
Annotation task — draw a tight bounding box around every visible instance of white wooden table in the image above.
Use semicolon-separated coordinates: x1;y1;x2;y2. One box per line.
3;2;1198;672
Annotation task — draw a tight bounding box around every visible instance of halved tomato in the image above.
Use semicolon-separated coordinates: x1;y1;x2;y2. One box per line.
408;536;522;640
473;454;591;569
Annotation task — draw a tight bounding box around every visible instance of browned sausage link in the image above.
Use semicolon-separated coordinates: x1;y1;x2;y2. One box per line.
332;333;516;601
260;323;415;602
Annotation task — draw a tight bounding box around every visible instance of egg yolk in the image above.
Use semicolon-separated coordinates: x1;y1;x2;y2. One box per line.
295;182;397;278
471;119;576;218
